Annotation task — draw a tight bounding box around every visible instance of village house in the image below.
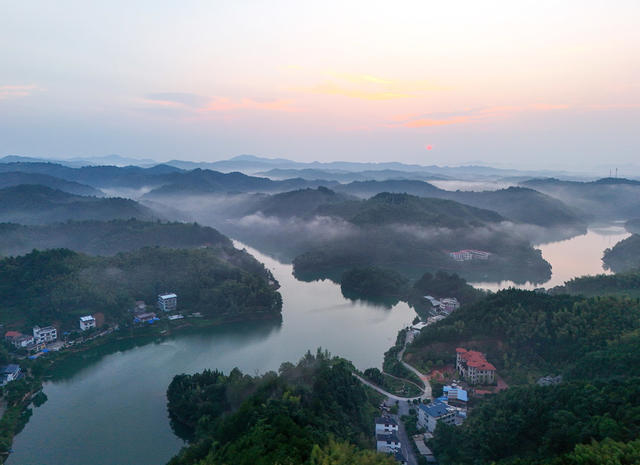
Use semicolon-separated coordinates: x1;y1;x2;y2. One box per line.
5;331;35;349
439;297;460;313
376;431;401;453
375;416;399;434
33;325;57;344
134;312;158;323
456;348;496;385
79;315;96;331
418;402;456;432
443;385;468;408
157;293;178;312
1;364;21;385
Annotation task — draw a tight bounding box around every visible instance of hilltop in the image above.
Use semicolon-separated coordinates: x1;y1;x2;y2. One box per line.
0;185;157;224
602;234;640;273
0;246;281;331
0;172;101;196
0;220;231;257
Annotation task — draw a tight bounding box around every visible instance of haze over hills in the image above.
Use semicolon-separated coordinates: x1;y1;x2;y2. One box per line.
0;185;158;224
521;177;640;220
0;172;101;196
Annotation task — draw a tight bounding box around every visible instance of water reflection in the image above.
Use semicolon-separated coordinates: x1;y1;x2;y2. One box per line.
472;225;630;291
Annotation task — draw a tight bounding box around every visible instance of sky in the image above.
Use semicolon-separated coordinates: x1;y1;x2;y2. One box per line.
1;0;639;170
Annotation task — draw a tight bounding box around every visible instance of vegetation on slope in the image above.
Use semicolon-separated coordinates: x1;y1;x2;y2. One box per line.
0;219;232;257
0;184;157;224
166;350;394;465
340;267;409;302
405;290;640;383
0;247;281;331
603;234;640;273
553;270;640;298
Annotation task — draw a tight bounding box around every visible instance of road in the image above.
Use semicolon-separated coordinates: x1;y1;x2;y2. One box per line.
398;331;432;401
353;373;422;401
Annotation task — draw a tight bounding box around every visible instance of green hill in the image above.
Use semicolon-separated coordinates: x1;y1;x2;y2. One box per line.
0;247;281;331
0;220;231;257
0;172;101;196
602;234;640;273
0;185;157;224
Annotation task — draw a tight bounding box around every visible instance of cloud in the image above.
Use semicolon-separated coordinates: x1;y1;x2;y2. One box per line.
302;72;444;101
144;92;210;108
140;93;301;114
200;97;300;113
0;84;39;100
390;103;570;128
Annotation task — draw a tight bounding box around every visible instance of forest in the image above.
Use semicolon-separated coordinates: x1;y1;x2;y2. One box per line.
0;219;233;257
0;246;281;331
166;350;395;465
405;289;640;383
602;234;640;273
554;270;640;298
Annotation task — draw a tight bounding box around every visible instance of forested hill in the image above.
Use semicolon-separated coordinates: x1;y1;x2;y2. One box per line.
554;270;640;298
0;247;281;331
317;192;504;228
0;185;157;224
602;234;640;273
0;220;231;257
521;177;640;220
0;171;101;196
405;289;640;383
243;186;354;218
334;182;585;228
166;350;394;465
424;289;640;465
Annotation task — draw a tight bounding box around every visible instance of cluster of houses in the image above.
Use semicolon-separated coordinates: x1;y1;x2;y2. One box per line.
424;295;460;315
132;293;179;324
448;249;490;262
375;417;406;464
418;384;468;433
5;325;59;354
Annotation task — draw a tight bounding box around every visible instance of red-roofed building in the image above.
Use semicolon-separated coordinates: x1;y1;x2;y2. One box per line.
456;348;496;385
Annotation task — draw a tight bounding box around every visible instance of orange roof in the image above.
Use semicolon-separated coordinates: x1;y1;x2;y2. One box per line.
5;331;22;338
456;348;496;371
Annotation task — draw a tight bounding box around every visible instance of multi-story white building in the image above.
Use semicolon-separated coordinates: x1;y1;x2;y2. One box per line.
418;402;456;432
439;298;460;313
79;315;96;331
157;293;178;312
33;325;57;344
376;431;401;453
456;348;496;385
375;416;399;434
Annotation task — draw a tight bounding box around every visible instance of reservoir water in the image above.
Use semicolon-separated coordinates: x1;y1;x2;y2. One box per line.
8;225;630;464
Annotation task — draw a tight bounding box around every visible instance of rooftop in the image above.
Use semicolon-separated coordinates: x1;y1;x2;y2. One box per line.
159;293;177;299
4;331;22;338
2;364;20;374
80;315;95;322
419;401;451;418
375;416;398;426
456;348;496;371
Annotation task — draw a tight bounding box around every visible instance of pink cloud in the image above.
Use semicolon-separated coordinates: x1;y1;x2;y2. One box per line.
0;84;39;100
200;97;301;113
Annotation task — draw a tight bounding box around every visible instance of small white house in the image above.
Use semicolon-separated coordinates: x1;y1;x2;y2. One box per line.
376;432;401;453
79;315;96;331
33;325;57;344
157;293;178;312
375;416;399;434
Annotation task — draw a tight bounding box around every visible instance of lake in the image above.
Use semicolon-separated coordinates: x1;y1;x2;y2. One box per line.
8;225;630;464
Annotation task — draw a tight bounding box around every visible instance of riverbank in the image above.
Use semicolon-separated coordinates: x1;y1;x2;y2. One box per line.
0;311;283;460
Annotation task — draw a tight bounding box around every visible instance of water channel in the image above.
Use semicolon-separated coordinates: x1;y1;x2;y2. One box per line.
8;225;630;464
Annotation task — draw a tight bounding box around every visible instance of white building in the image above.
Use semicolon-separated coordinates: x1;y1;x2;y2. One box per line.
157;293;178;312
1;364;21;385
418;402;456;433
79;315;96;331
439;298;460;313
375;416;399;434
376;432;401;453
33;325;57;344
456;348;496;385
